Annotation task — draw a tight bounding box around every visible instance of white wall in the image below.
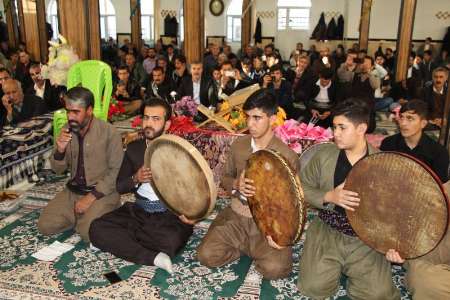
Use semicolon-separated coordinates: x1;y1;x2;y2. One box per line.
111;0;131;34
413;0;449;40
28;0;448;57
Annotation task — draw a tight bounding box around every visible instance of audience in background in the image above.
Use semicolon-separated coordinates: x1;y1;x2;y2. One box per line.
0;35;448;133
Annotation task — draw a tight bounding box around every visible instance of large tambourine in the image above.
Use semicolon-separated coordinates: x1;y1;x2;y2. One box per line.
245;149;306;246
345;152;449;259
145;134;217;220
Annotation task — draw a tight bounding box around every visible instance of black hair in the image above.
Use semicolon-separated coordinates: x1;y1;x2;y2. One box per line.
241;57;252;65
332;98;371;126
319;68;333;80
117;65;130;73
0;67;11;75
269;64;282;73
243;88;278;116
264;44;275;51
424;50;432;56
141;97;173;121
175;55;187;64
152;66;165;74
400;99;429;120
364;55;374;66
64;86;95;108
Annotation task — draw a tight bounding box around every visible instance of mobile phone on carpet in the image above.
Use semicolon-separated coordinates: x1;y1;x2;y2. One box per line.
104;271;122;284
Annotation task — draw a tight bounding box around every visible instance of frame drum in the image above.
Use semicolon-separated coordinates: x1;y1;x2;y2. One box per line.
145;134;217;220
345;152;449;259
245;149;306;246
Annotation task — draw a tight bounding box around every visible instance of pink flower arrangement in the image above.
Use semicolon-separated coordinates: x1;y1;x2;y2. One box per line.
274;119;333;153
172;96;198;117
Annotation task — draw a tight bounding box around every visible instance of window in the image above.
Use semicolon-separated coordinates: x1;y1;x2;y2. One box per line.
47;0;59;40
277;0;311;31
141;0;154;44
226;0;242;42
99;0;116;40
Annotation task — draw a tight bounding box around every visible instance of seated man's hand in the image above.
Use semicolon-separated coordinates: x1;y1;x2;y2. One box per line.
1;95;12;112
134;166;152;183
430;118;442;127
324;182;360;211
238;171;256;198
386;249;405;264
266;235;285;250
311;109;320;119
74;193;96;214
179;214;196;225
319;111;331;120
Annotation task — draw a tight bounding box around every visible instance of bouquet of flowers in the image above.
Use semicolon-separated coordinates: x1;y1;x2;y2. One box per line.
172;96;198;117
108;98;125;121
274;119;333;153
223;107;247;130
220;101;287;131
41;34;79;86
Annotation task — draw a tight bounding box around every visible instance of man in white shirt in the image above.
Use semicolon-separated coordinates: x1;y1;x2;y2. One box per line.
26;63;65;111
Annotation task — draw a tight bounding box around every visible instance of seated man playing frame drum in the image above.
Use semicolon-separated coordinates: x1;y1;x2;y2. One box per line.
297;98;400;299
197;89;298;279
89;98;194;274
381;99;450;299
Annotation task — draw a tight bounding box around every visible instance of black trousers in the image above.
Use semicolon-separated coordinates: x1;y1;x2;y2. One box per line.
89;202;193;266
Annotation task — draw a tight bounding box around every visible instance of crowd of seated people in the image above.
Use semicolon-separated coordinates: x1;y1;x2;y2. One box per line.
0;36;448;131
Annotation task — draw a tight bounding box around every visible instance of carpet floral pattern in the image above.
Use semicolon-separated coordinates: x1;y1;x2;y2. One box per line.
0;180;412;299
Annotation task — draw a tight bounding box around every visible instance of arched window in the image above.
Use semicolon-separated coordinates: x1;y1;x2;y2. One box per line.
226;0;242;42
277;0;311;31
141;1;154;44
46;0;59;40
100;0;116;40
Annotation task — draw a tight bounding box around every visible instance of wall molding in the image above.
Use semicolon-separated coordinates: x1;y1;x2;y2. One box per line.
256;11;275;19
435;11;450;20
161;9;177;18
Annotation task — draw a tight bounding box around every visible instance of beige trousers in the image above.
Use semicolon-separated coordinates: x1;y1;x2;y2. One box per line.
197;206;293;280
37;189;120;242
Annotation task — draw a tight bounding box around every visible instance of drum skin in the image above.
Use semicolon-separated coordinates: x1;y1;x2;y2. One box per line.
345;152;449;259
245;149;306;246
145;134;217;220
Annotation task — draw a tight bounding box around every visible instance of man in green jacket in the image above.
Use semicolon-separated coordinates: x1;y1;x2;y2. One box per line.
297;98;400;299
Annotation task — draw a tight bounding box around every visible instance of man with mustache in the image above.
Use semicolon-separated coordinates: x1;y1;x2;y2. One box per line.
1;78;47;126
420;67;448;128
37;87;123;242
89;98;194;274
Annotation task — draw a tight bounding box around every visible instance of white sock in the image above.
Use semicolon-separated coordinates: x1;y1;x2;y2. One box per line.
90;243;100;252
153;252;173;274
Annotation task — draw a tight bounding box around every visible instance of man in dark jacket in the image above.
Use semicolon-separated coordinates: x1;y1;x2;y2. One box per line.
177;61;215;108
145;66;176;103
1;79;47;126
305;68;337;128
26;63;66;111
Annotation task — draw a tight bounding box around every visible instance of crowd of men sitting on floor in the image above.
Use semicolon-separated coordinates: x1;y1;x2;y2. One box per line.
1;36;449;130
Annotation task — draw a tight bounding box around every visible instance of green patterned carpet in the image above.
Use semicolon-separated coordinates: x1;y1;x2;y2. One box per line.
0;180;411;299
